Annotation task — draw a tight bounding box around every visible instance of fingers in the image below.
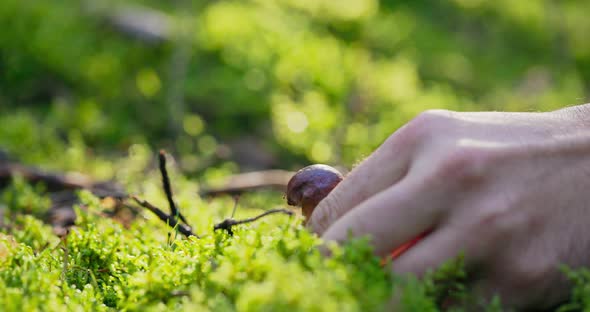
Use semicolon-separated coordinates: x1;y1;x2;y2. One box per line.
307;129;417;235
320;176;447;257
390;227;483;311
392;226;468;277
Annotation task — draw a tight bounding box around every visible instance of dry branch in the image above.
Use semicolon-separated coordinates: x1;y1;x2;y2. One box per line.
0;157;127;234
132;196;197;238
200;170;294;197
0;163;126;198
82;2;172;44
158;150;188;225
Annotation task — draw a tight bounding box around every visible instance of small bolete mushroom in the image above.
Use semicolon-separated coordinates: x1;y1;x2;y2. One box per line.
286;164;343;221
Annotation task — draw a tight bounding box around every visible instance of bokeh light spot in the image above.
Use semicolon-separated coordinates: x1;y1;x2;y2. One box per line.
311;141;332;162
286;111;308;133
136;68;161;98
183;114;205;136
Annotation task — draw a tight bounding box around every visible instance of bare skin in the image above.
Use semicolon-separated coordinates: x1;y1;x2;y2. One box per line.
307;103;590;309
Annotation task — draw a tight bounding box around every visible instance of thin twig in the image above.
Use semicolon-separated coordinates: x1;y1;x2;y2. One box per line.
132;196;197;238
170;290;190;298
159;150;188;225
199;170;293;197
230;195;240;218
61;235;68;281
213;208;294;234
230;208;294;225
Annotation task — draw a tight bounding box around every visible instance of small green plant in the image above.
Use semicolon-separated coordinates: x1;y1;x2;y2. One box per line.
2;175;51;217
557;266;590;311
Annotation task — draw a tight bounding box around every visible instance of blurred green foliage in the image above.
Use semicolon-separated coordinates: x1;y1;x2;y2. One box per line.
1;0;588;169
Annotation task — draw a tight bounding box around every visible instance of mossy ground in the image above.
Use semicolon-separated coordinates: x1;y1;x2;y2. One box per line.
0;160;395;311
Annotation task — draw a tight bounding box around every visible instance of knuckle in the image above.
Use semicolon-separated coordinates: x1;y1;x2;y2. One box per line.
469;200;525;248
459;210;512;261
415;109;455;123
460;201;513;247
433;146;492;186
387;109;456;148
476;209;512;235
413;109;455;131
511;259;552;286
478;193;529;234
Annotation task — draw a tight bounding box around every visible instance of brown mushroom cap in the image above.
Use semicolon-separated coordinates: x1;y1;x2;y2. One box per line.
286;164;343;220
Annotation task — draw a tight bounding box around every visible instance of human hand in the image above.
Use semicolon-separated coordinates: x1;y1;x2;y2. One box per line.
307;104;590;309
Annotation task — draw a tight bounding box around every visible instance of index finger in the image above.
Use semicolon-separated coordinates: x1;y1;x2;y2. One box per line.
321;175;444;257
308;124;420;235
